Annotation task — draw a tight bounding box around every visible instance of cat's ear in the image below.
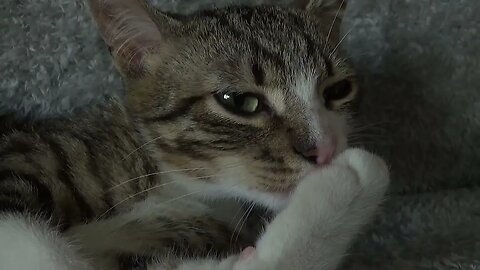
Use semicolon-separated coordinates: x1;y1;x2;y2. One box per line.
294;0;347;45
87;0;176;77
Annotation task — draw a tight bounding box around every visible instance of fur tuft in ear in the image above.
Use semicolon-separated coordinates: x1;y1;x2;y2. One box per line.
86;0;172;76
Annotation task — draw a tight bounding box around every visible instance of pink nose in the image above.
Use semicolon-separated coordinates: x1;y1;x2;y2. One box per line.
299;137;337;166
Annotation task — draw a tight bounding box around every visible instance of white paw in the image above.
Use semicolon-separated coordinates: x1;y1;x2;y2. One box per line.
291;148;390;216
295;162;360;211
244;149;390;270
335;148;390;196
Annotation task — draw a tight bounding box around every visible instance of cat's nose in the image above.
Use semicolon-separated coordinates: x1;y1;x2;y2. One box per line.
294;137;337;166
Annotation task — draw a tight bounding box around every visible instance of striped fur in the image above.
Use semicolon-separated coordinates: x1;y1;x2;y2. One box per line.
0;0;380;269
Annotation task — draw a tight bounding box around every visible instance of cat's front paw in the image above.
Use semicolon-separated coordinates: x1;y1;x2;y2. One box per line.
291;148;390;219
245;149;390;270
336;148;390;198
294;161;360;211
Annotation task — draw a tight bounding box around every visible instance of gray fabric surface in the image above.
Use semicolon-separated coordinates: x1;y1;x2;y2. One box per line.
1;0;479;268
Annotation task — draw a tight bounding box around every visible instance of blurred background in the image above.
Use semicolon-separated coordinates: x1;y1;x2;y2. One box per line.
1;0;479;268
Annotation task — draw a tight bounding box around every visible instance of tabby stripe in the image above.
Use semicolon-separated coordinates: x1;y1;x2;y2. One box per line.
185;139;242;151
79;134;115;215
250;40;286;70
237;8;286;68
41;135;95;220
0;114;24;136
209;138;243;145
173;138;212;159
154;139;210;160
198;10;244;39
0;137;34;158
0;170;54;215
200;117;262;136
140;151;157;190
0;199;28;214
199;9;286;69
238;8;254;24
255;166;298;174
287;12;334;76
118;254;149;270
0;189;26;202
204;141;243;151
145;96;203;122
254;149;285;163
198;126;239;137
124;128;157;191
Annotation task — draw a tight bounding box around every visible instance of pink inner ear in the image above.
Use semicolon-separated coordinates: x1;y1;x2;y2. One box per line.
87;0;163;72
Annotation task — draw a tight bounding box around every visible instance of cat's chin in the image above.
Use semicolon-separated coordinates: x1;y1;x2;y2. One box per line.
168;171;293;211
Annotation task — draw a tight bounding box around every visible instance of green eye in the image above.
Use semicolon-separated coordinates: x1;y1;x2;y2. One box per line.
214;92;264;116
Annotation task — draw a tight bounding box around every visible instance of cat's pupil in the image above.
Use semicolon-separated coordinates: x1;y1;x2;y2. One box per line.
323;80;352;105
215;92;263;116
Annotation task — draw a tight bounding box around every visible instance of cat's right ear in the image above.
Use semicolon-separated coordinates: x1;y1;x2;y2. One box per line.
86;0;177;77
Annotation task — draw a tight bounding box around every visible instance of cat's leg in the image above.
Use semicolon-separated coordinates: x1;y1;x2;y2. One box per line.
234;148;390;270
0;213;92;270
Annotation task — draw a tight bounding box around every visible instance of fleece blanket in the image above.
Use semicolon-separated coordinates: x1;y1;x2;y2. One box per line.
1;0;479;268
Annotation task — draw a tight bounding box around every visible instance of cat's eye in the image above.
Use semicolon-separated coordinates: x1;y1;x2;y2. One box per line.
322;80;354;106
214;92;264;116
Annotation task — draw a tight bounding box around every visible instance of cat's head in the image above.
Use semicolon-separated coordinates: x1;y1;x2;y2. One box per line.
88;0;357;209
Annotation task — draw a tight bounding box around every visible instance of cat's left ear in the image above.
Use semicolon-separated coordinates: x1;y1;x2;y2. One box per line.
87;0;177;77
294;0;348;44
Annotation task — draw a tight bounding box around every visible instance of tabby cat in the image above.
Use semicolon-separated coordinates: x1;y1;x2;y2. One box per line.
0;0;390;269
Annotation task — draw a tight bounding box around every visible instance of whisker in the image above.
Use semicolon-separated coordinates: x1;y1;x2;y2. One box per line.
121;134;164;161
330;26;354;57
230;203;252;244
229;200;248;228
97;179;179;220
121;128;191;161
98;173;232;220
324;0;346;51
110;162;243;190
235;203;255;243
109;167;207;190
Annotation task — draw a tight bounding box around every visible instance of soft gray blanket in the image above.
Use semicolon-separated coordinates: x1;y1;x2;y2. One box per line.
1;0;479;268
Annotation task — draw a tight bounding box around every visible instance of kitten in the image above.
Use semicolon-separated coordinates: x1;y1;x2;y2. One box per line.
0;0;390;269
